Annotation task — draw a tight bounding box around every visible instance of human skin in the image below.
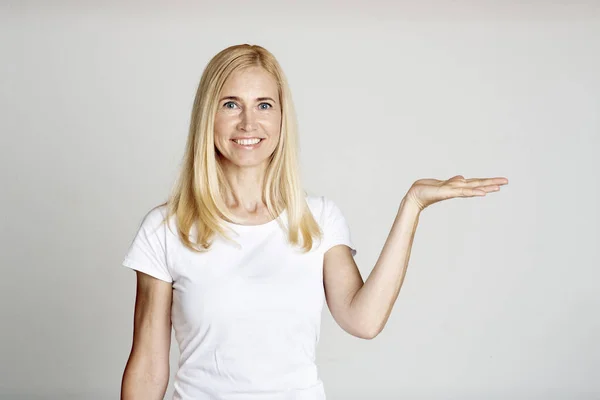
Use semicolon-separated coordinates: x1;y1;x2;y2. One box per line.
323;175;509;339
213;66;282;222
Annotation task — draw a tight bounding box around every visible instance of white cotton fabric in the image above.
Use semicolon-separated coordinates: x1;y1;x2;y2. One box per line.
121;195;356;400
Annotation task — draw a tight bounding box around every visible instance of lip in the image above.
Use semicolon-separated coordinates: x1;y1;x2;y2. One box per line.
231;137;264;140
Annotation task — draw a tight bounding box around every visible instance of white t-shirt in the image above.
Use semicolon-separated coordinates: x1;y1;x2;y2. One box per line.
122;195;356;400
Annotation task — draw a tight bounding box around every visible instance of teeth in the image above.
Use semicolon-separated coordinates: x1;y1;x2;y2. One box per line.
234;138;261;145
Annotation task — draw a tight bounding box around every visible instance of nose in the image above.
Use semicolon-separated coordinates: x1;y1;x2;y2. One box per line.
237;109;257;131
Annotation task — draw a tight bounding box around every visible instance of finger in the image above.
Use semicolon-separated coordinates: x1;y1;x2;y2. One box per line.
468;184;504;196
479;185;501;192
465;177;509;187
458;186;488;196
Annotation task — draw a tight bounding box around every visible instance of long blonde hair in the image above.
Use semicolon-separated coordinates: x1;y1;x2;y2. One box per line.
158;44;322;253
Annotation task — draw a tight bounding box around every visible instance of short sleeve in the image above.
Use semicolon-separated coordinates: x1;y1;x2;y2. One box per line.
121;206;173;283
321;196;357;256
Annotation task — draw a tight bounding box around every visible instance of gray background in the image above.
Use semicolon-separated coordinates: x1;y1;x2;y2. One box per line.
1;1;599;399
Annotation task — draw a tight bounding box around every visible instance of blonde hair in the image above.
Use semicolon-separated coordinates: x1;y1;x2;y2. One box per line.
158;44;322;253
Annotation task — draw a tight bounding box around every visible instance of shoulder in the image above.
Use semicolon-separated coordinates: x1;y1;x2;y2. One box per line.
305;194;327;214
305;194;340;223
305;194;325;211
136;203;171;234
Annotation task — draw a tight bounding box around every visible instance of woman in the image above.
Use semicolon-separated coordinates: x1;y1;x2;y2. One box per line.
120;44;508;400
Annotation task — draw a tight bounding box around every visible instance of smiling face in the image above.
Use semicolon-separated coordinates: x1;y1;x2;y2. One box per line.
214;66;282;170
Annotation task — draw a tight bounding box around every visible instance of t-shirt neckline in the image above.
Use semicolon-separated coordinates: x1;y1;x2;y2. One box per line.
222;209;287;232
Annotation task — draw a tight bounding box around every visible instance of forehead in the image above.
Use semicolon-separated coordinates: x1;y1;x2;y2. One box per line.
220;67;278;97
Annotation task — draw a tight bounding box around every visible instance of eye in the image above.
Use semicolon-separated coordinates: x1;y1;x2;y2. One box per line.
223;101;237;109
259;103;273;110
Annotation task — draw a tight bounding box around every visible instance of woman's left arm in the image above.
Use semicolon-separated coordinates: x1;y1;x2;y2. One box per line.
323;175;509;339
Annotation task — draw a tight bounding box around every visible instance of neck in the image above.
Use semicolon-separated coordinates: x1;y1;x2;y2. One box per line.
221;161;268;213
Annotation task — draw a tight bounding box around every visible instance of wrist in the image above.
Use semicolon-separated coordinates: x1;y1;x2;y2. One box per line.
400;195;423;216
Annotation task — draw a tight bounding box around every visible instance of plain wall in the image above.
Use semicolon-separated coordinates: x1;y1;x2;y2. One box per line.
1;1;598;399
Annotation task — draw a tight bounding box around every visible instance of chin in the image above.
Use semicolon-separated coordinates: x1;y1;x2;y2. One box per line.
223;156;271;169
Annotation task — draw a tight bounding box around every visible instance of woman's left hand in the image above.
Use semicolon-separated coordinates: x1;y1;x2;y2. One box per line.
405;175;509;212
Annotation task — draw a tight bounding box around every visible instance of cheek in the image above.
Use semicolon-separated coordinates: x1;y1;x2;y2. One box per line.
213;118;229;153
265;115;282;136
213;116;227;136
213;115;236;142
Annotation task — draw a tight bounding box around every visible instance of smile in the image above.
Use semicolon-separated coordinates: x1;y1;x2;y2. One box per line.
232;138;264;147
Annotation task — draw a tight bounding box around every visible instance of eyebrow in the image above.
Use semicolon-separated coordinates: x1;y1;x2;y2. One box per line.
219;96;277;103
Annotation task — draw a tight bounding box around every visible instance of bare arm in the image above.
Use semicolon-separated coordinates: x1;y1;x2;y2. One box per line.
323;196;420;339
121;271;173;400
346;196;421;338
324;176;507;339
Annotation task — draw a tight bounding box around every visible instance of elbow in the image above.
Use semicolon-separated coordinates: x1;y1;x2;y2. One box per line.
353;321;383;340
361;326;382;340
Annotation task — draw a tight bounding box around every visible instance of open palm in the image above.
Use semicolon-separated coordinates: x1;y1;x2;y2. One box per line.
406;175;509;211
